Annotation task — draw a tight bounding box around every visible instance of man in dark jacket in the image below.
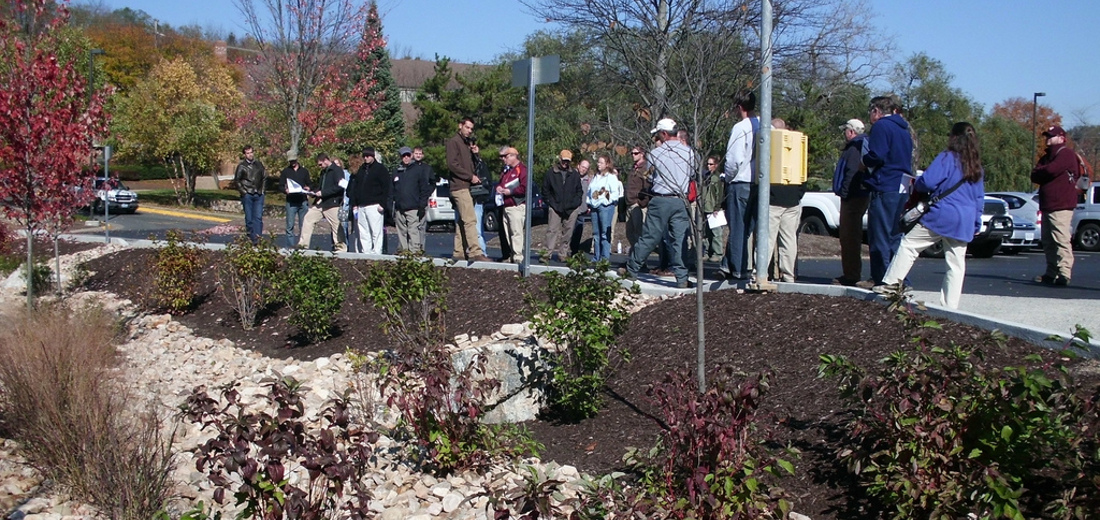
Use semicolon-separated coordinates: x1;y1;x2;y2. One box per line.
279;151;311;248
861;95;913;285
298;153;346;252
542;149;583;261
1031;125;1078;285
392;146;434;253
832;119;869;286
445;118;488;262
349;147;391;255
234;145;266;244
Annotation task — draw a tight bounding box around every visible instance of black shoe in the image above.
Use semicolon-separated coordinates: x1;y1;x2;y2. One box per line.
1054;275;1070;286
1034;274;1056;285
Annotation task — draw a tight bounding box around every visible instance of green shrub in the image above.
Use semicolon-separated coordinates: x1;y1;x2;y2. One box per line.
182;378;377;519
0;302;175;520
152;230;206;313
525;256;637;420
276;251;344;341
217;236;282;330
22;261;52;295
358;251;447;350
821;342;1097;520
629;368;795;519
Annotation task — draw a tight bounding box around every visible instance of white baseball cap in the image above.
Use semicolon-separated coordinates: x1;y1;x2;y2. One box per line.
650;118;677;134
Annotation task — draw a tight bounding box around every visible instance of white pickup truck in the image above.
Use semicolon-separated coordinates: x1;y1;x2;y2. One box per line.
798;191;1013;258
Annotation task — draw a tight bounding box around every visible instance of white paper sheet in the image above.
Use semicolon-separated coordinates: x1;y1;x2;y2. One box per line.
707;210;728;229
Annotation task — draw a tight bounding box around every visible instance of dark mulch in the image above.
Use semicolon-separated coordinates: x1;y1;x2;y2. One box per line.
77;248;1097;519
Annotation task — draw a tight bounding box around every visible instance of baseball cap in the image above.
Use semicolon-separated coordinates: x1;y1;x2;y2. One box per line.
500;147;519;157
650;118;677;134
839;119;865;133
398;146;413;156
285;150;298;162
1042;125;1066;138
559;149;573;161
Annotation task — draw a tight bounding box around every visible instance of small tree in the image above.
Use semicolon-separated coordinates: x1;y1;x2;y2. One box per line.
0;0;109;307
113;57;242;205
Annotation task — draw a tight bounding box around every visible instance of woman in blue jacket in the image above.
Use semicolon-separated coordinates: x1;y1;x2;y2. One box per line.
878;122;984;309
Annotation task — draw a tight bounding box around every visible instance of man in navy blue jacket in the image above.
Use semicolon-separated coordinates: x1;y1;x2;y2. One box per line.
861;96;913;285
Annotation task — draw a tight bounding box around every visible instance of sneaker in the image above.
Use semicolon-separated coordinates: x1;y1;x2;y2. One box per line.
1034;274;1056;285
676;280;695;289
871;281;897;294
854;279;876;289
468;255;491;262
616;266;636;279
1054;275;1070;286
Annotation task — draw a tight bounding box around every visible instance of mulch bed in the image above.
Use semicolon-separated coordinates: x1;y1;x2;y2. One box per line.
78;247;1097;519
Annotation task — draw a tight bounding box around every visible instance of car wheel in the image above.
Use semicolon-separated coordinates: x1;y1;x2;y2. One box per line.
920;241;945;258
483;210;499;233
968;239;1001;258
798;214;828;236
1076;222;1100;252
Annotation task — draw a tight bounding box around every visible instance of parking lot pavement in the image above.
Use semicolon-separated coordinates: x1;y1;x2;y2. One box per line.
908;290;1097;341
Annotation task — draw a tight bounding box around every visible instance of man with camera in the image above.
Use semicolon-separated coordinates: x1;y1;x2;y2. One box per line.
445;117;490;262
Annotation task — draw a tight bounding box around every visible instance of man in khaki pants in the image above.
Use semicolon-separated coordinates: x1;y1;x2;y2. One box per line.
1030;125;1078;286
445;117;489;262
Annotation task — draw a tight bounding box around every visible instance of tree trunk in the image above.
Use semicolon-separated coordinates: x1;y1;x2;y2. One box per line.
24;231;33;308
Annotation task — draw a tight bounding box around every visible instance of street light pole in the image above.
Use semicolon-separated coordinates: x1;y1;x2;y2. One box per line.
87;49;104;105
1032;92;1046;162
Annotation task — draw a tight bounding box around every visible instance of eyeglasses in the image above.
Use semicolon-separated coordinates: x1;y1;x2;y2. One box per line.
499;154;508;158
707;162;716;166
631;151;642;155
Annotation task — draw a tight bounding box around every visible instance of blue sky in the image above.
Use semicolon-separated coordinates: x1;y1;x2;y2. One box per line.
101;0;1099;126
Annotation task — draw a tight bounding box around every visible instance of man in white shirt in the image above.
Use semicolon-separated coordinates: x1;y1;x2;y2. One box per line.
722;91;760;280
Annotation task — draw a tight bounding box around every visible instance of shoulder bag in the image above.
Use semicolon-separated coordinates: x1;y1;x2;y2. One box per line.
899;177;967;234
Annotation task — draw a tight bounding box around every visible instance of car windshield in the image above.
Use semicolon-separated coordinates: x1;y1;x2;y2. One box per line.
435;183;450;198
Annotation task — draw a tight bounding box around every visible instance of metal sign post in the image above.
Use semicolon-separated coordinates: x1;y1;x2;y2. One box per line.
511;55;559;277
102;145;112;243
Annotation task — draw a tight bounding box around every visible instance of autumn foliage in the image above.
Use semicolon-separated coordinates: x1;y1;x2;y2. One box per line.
0;0;109;233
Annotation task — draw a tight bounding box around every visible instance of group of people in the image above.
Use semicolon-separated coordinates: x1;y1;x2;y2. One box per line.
233;97;1084;307
233;143;437;255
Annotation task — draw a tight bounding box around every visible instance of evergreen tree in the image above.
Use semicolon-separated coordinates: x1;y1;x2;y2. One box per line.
336;1;404;157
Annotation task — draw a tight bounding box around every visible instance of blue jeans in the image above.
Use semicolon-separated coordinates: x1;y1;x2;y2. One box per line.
591;204;616;261
724;182;755;277
626;196;691;283
285;200;308;247
242;193;265;243
867;190;907;284
474;203;487;253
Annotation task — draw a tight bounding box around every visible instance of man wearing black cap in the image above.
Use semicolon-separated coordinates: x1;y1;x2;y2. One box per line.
392;146;434;253
1031;125;1078;285
350;147;391;255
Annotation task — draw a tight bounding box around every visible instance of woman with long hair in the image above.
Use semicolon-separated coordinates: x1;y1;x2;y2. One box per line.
876;122;984;308
587;153;623;261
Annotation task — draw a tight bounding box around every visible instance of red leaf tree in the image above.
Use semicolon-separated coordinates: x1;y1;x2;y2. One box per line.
0;0;109;305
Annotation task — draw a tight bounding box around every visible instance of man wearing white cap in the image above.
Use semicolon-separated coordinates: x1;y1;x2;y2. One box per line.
831;118;869;286
623;118;697;288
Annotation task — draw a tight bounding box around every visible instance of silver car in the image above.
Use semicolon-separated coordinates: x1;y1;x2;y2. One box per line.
986;191;1041;253
1072;184;1100;251
426;179;455;230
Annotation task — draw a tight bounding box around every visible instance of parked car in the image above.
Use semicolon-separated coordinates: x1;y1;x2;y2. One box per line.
986;191;1041;253
481;183;548;232
1071;183;1100;251
920;196;1013;258
426;179;456;229
85;177;139;214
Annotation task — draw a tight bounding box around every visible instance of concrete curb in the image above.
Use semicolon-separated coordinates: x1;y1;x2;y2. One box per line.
55;233;1098;357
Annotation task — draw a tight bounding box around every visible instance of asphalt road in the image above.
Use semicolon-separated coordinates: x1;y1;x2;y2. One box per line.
72;206;1100;303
